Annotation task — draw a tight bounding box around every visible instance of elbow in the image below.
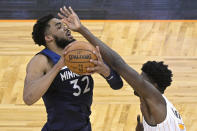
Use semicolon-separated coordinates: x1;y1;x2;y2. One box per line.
23;95;34;106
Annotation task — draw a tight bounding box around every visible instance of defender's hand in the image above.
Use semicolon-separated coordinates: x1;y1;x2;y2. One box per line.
58;6;82;32
87;46;110;77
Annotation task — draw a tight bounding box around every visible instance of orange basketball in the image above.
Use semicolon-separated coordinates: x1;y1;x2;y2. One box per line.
64;41;98;75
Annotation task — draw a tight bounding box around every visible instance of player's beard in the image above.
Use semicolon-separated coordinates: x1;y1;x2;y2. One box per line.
54;36;76;49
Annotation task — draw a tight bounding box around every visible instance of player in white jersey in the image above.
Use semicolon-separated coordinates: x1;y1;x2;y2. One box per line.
57;6;186;131
141;95;185;131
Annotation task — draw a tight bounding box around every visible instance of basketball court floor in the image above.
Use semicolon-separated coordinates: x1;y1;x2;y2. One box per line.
0;20;196;130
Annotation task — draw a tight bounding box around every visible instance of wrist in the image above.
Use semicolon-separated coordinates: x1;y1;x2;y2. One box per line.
55;63;63;71
102;66;110;78
102;72;110;78
78;24;86;33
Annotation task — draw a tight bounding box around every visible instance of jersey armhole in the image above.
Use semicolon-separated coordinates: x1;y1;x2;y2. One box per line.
156;96;170;126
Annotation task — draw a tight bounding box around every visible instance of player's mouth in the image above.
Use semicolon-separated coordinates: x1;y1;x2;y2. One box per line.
66;30;73;40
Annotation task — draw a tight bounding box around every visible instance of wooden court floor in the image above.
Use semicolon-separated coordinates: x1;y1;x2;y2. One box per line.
0;21;197;131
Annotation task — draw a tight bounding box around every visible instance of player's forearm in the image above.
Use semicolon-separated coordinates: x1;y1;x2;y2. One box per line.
78;25;126;70
23;64;61;105
78;25;142;92
78;25;157;98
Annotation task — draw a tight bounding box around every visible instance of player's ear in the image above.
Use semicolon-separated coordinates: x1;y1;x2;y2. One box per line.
45;35;54;43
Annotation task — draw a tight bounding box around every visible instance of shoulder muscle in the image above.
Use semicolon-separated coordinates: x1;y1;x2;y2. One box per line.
25;54;49;84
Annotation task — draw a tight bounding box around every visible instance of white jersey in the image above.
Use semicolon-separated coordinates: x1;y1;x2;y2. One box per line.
143;95;186;131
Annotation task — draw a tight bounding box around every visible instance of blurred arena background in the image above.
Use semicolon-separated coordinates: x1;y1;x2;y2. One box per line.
0;0;197;131
0;0;197;20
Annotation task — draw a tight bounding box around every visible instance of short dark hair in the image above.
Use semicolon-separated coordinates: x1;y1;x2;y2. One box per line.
141;61;173;94
32;14;54;46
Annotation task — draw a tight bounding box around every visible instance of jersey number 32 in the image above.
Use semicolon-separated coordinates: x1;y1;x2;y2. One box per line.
70;76;90;96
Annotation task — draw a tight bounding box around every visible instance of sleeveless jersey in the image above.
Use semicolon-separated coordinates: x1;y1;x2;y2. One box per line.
40;48;94;131
143;95;186;131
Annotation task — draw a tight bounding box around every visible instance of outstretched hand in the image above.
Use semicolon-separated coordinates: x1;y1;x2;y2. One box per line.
58;6;82;32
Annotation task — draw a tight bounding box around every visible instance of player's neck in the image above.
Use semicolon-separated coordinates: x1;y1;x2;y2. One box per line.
47;42;64;56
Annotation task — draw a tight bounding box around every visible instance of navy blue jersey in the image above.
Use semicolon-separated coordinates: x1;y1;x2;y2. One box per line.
39;48;123;131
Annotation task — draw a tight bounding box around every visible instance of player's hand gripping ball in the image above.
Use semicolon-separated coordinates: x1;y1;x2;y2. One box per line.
64;41;98;75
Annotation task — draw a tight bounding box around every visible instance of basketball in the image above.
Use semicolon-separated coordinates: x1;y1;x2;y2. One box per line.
64;41;98;75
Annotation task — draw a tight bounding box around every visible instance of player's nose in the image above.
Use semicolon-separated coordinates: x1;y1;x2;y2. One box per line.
63;25;68;31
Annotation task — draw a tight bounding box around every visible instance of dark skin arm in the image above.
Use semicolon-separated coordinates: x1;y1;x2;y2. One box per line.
58;6;166;124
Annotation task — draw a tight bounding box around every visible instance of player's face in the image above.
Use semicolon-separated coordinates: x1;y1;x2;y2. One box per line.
53;35;75;49
48;18;75;48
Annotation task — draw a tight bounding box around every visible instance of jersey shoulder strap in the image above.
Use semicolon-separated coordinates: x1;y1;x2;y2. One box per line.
39;48;60;64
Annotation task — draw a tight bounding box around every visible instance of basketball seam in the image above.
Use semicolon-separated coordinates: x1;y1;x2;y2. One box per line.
66;49;95;54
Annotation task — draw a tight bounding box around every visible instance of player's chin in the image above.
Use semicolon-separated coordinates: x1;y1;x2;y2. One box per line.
69;38;76;43
68;35;75;40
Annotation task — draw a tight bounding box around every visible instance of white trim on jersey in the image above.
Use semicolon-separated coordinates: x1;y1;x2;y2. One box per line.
61;66;68;70
143;95;186;131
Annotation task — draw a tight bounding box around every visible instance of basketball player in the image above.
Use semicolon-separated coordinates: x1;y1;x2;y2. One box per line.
58;6;186;131
23;14;123;131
